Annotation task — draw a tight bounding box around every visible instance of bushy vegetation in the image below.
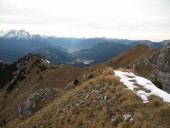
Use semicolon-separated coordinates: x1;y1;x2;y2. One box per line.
0;62;17;90
6;68;26;92
38;64;47;71
88;74;94;79
152;80;163;89
73;79;79;85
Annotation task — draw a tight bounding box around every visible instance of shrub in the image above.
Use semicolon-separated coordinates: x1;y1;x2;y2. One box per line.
40;75;43;80
7;84;15;92
38;65;47;71
36;71;40;74
0;63;17;90
4;94;7;98
73;79;79;85
152;80;163;89
88;74;94;79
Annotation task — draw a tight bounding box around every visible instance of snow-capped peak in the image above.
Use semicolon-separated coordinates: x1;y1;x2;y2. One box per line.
2;29;32;39
0;31;5;37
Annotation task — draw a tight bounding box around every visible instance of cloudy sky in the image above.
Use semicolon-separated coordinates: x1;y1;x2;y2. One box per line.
0;0;170;41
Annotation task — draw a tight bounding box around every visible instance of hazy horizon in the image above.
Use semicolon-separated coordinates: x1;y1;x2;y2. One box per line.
0;0;170;41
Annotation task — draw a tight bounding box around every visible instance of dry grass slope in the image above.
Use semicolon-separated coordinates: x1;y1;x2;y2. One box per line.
95;44;158;79
3;68;170;128
0;54;87;125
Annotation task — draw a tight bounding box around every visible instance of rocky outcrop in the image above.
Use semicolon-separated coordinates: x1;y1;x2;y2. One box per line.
18;88;58;117
131;44;170;93
132;58;151;70
152;44;170;92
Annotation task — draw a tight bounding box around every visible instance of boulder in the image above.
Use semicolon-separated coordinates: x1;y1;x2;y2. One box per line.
18;88;57;117
123;114;132;121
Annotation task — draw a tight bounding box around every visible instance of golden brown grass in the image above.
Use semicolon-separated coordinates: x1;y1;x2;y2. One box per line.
117;68;137;74
2;67;170;128
94;44;158;80
134;83;151;93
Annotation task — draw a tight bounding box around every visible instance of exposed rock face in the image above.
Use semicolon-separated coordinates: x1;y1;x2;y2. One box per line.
152;44;170;93
18;88;57;117
132;57;155;79
130;44;170;93
132;58;151;70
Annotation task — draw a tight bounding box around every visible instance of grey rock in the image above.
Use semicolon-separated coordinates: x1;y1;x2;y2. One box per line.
129;117;134;124
123;114;132;121
18;88;57;117
78;100;85;105
152;44;170;92
85;95;89;99
111;117;116;123
104;95;107;101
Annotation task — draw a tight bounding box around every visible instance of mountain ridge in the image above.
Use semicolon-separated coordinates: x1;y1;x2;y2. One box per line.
0;29;169;66
0;44;170;127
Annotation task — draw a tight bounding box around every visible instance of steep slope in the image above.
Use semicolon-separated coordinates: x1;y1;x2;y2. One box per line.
0;52;170;127
2;68;170;128
152;44;170;92
101;44;151;67
96;44;154;78
96;44;170;93
0;53;87;125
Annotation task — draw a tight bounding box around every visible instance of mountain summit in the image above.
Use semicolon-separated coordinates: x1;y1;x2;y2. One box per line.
1;29;32;40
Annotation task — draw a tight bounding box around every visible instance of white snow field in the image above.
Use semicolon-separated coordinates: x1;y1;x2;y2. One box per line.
114;70;170;103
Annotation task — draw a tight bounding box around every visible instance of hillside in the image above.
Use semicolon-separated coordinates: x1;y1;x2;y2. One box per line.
0;54;85;125
0;45;170;127
1;67;170;128
71;42;131;66
96;44;170;93
95;44;154;78
152;44;170;92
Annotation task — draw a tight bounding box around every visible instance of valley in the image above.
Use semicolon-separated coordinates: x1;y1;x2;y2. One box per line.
0;30;169;67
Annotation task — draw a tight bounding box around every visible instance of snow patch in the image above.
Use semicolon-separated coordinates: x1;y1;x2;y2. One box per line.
83;60;93;64
114;70;170;103
45;60;50;64
41;59;50;64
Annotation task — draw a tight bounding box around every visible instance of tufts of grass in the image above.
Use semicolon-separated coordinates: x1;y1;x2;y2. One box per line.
3;67;170;128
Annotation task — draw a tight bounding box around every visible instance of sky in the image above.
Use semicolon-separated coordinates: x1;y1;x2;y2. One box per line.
0;0;170;41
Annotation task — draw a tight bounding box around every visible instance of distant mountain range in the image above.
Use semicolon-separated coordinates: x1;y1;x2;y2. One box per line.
0;29;169;66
